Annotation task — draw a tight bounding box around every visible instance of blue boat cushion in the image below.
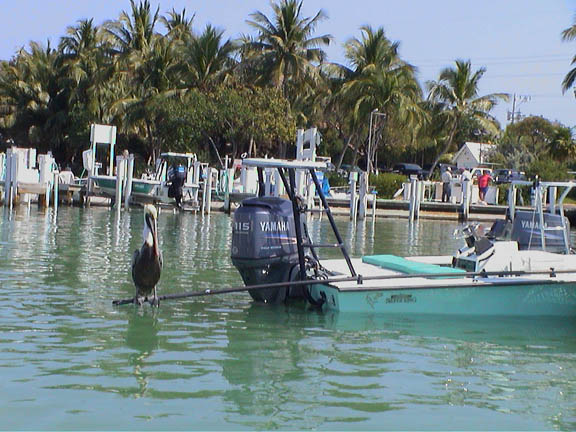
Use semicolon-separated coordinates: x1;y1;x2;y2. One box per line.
362;255;465;275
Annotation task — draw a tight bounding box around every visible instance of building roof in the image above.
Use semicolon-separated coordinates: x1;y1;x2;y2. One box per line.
452;142;496;165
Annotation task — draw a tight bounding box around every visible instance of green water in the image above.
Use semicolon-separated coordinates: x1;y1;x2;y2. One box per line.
0;206;575;430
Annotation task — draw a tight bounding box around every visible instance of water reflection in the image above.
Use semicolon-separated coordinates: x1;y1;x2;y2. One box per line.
0;206;574;430
125;309;160;398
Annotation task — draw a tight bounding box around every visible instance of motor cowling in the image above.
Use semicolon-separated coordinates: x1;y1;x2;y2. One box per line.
231;197;301;303
168;165;186;204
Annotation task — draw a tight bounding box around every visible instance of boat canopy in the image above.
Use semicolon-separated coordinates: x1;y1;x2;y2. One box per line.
242;158;330;171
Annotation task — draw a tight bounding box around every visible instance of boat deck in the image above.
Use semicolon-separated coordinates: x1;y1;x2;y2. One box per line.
320;257;576;292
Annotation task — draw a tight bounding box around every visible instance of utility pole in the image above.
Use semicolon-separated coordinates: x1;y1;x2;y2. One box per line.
508;93;531;124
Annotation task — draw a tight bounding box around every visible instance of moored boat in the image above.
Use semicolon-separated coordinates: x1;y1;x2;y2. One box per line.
230;158;576;317
91;175;159;198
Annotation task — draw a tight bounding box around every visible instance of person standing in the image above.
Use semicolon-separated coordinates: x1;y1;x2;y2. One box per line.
478;170;492;202
441;167;452;203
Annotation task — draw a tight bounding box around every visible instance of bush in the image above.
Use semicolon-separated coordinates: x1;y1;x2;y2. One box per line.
326;171;349;188
525;157;569;181
369;173;407;198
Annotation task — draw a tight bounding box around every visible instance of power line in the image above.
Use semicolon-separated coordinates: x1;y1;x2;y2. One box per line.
417;58;569;67
413;54;569;63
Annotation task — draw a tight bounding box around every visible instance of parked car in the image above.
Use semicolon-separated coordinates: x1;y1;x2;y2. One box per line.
471;167;493;178
493;169;525;184
392;163;424;178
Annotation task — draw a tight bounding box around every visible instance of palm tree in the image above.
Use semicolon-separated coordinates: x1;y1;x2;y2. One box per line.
104;0;159;56
336;26;423;169
112;36;181;164
180;25;237;90
0;42;70;157
426;59;508;177
242;0;332;98
561;16;576;92
59;19;117;123
160;8;195;43
104;0;179;164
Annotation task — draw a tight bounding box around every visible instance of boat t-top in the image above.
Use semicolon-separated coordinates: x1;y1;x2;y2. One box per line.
230;158;576;317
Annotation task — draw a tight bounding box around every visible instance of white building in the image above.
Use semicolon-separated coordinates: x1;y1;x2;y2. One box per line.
452;142;495;170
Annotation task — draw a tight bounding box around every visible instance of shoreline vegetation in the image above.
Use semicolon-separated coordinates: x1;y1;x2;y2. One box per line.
1;0;576;192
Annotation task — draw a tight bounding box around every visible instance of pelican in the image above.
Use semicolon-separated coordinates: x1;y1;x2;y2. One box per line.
132;204;162;306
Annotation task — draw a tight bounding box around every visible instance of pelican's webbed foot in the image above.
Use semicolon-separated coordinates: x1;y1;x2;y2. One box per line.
149;296;160;307
149;287;160;307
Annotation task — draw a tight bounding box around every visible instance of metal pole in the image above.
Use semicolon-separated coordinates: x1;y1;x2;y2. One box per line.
288;169;307;282
367;111;374;174
309;169;357;277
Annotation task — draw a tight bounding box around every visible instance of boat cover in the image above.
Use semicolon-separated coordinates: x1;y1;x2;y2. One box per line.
362;255;465;275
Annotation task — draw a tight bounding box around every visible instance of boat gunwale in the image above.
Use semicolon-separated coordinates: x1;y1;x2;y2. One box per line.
317;277;575;293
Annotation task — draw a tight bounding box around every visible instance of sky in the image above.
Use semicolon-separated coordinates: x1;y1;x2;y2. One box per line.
2;0;576;128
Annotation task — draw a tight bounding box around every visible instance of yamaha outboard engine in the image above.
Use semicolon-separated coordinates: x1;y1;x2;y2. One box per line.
231;196;303;303
487;210;571;253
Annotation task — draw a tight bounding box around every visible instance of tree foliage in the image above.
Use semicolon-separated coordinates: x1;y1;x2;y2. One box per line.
2;0;564;178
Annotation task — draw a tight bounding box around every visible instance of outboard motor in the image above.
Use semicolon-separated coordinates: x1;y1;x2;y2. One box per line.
231;196;304;303
487;210;570;253
167;164;186;207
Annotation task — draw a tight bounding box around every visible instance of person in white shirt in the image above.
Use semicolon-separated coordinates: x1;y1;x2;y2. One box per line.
441;167;452;202
461;168;472;182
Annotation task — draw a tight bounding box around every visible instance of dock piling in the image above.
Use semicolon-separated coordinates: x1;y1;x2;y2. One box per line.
408;177;420;221
124;154;135;210
349;172;358;221
358;172;368;220
115;155;125;211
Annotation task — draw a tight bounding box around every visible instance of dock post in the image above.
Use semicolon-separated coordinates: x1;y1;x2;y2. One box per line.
264;169;273;196
53;170;59;209
358;172;368;220
461;179;470;221
201;170;207;214
408;177;418;222
10;150;20;208
204;167;213;214
508;184;516;221
548;186;557;214
124;154;134;210
4;148;13;207
349;172;358;221
115;155;125;211
223;167;234;214
416;180;422;219
371;192;377;223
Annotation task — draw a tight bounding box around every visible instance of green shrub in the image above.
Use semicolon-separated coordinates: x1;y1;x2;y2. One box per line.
525;158;569;181
369;173;407;198
326;171;349;188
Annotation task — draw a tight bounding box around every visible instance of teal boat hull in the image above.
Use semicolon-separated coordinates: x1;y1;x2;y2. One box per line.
309;280;576;317
92;176;158;197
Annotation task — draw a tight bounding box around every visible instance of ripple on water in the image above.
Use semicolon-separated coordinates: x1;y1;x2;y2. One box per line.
0;207;575;430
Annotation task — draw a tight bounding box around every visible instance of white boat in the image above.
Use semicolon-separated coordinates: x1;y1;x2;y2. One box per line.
230;158;576;317
150;152;204;206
